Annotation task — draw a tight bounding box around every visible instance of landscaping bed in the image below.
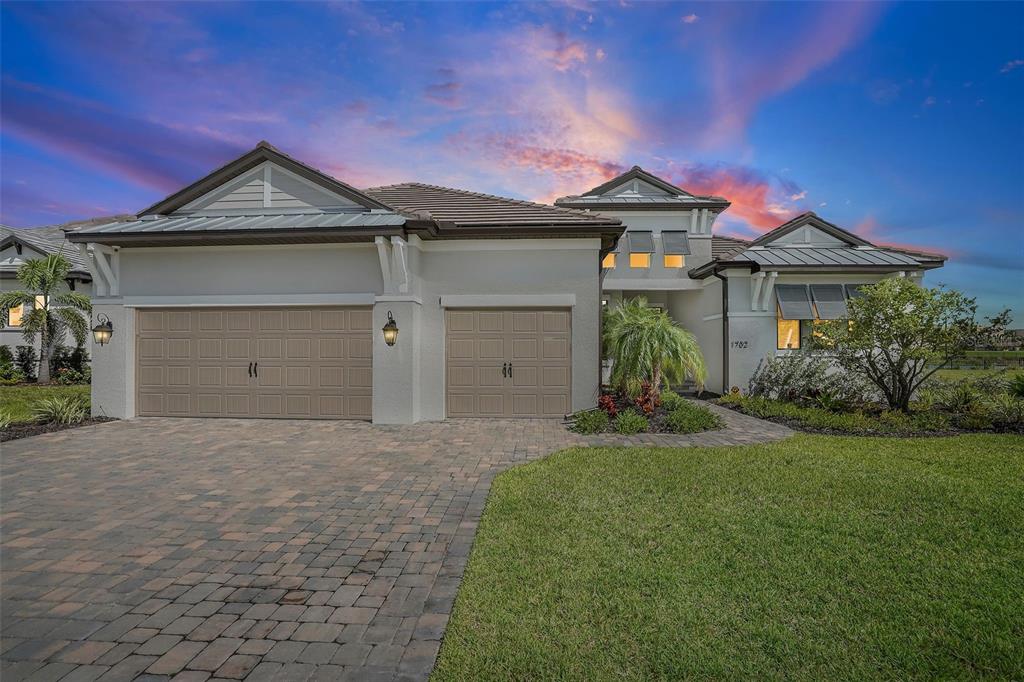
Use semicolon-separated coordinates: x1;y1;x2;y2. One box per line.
569;390;724;435
1;416;114;442
0;384;110;442
434;434;1024;680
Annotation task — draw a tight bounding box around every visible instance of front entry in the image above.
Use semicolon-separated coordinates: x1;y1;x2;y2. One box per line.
445;308;571;418
136;306;372;419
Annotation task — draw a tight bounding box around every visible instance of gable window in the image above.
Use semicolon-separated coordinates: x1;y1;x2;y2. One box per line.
7;304;24;327
627;231;654;269
602;252;616;269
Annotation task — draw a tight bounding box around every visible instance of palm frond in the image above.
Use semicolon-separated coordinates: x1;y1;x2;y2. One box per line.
54;306;89;346
54;291;92;313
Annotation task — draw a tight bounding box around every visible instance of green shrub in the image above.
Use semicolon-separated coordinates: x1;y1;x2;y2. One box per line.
0;345;13;364
717;395;954;435
1009;374;1024;399
748;352;870;405
31;395;88;425
15;346;37;382
985;394;1024;428
54;367;90;385
614;409;649;435
909;410;952;432
659;390;686;411
665;402;724;433
0;361;25;386
571;409;609;434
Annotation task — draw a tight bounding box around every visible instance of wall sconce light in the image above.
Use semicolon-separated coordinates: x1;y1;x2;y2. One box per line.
382;311;399;347
91;313;114;346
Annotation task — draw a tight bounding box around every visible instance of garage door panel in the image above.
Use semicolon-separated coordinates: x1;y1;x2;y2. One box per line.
445;308;570;418
136;306;371;420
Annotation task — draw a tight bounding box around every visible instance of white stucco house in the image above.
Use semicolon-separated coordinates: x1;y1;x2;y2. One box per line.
63;143;945;423
1;225;94;353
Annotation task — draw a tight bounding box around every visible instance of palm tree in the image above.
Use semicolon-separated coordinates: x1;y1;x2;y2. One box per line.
0;254;91;383
604;296;707;396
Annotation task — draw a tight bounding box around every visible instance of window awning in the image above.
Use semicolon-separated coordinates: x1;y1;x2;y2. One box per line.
845;284;867;299
626;231;654;253
810;284;848;319
776;284;815;320
661;230;691;255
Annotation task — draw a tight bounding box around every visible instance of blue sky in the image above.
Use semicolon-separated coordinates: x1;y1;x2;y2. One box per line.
1;1;1021;317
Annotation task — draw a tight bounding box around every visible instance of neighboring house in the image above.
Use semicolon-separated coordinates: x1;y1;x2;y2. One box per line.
67;143;946;423
556;168;946;393
1;223;95;353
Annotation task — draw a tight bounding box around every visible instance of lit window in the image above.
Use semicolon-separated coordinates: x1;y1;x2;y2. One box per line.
664;254;685;268
7;304;24;327
35;295;46;309
629;253;650;268
602;253;616;269
777;318;800;349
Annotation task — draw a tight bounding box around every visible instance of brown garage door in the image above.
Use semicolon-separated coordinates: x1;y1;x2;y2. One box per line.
446;308;571;418
136;307;372;419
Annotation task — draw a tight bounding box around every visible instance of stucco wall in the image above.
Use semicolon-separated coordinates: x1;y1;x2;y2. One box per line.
1;274;93;356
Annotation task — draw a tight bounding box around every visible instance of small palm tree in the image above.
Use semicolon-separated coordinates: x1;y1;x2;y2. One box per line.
604;296;707;396
0;253;91;383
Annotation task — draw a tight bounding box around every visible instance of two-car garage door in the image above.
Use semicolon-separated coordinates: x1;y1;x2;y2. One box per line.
136;307;372;419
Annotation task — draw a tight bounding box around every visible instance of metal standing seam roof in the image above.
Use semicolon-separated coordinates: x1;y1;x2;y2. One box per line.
555;195;727;206
365;183;621;227
69;212;407;236
736;247;921;268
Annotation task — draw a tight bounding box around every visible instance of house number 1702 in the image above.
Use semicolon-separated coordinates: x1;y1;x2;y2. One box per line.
730;340;749;349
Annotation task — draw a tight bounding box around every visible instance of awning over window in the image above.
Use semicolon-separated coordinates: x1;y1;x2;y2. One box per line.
776;284;815;320
627;231;655;253
810;284;848;319
845;284;867;299
661;230;691;255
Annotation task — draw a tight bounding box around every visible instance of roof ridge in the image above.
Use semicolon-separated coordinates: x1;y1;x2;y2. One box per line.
367;181;609;220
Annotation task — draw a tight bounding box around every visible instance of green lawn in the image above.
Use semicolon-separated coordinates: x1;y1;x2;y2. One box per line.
932;367;1015;381
0;384;90;423
434;435;1024;681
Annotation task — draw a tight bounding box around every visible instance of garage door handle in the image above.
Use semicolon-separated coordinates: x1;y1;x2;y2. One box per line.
502;363;508;378
254;362;258;378
248;362;252;378
508;362;513;379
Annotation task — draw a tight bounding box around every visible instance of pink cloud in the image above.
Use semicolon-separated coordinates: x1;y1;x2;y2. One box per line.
522;26;588;72
424;68;463;108
681;13;699;24
1000;59;1024;74
854;216;951;257
665;162;803;231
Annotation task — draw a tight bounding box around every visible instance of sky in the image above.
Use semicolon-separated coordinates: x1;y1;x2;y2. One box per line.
1;1;1021;318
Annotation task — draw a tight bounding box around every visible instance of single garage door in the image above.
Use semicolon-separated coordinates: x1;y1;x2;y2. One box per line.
136;306;372;419
446;308;571;418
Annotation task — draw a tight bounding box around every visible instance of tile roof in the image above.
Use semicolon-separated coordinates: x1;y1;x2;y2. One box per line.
1;222;105;274
711;235;750;259
365;183;621;228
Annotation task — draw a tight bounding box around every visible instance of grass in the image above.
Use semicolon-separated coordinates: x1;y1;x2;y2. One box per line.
0;384;90;424
933;368;1013;381
433;435;1024;681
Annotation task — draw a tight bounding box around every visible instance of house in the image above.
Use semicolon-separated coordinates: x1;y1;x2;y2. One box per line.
556;168;946;393
67;143;946;423
1;223;95;352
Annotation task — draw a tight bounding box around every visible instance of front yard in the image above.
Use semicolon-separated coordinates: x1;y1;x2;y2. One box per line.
0;384;90;423
434;434;1024;680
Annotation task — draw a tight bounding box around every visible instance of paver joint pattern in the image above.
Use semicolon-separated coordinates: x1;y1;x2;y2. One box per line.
1;402;789;681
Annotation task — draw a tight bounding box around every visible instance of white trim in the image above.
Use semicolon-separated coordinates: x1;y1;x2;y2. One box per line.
690;209;698;234
750;272;765;311
263;165;272;207
119;242;375;254
121;294;376;307
602;279;702;291
440;294;575;308
702;313;723;321
375;236;393;293
415;238;601;252
391;235;409;293
702;311;774;321
761;271;778;311
92;246;118;296
374;295;422;304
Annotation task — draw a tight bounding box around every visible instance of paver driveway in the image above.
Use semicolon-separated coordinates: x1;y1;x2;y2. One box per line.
1;409;789;681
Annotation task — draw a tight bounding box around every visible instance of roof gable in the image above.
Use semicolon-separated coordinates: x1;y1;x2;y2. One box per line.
582;166;692;198
750;212;870;248
141;141;391;215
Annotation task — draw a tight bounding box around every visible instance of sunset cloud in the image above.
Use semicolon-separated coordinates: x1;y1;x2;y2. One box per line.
664;162;804;231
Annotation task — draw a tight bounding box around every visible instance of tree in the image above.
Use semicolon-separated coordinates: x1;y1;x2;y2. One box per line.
812;277;977;412
603;296;707;396
0;254;91;384
977;308;1013;349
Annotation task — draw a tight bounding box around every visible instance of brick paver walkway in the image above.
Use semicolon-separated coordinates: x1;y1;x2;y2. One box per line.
1;403;789;681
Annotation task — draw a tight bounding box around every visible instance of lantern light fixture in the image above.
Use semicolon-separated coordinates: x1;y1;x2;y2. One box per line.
382;310;399;347
91;313;114;346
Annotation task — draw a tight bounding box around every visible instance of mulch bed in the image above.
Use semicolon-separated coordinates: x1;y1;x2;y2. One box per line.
1;418;116;443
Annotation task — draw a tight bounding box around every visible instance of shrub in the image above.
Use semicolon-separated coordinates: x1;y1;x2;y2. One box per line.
909;410;953;433
597;394;618;417
718;395;950;435
985;394;1024;428
571;409;610;434
0;363;26;386
660;390;686;412
634;381;659;414
614;409;649;435
15;346;37;382
748;352;869;406
0;410;11;429
1009;374;1024;399
664;402;724;433
0;345;13;365
31;395;88;425
956;405;994;431
51;344;90;374
54;368;89;385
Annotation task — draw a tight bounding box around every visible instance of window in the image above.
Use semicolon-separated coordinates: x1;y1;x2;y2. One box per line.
777;318;801;349
602;252;616;269
7;304;24;327
629;252;650;268
663;254;685;268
